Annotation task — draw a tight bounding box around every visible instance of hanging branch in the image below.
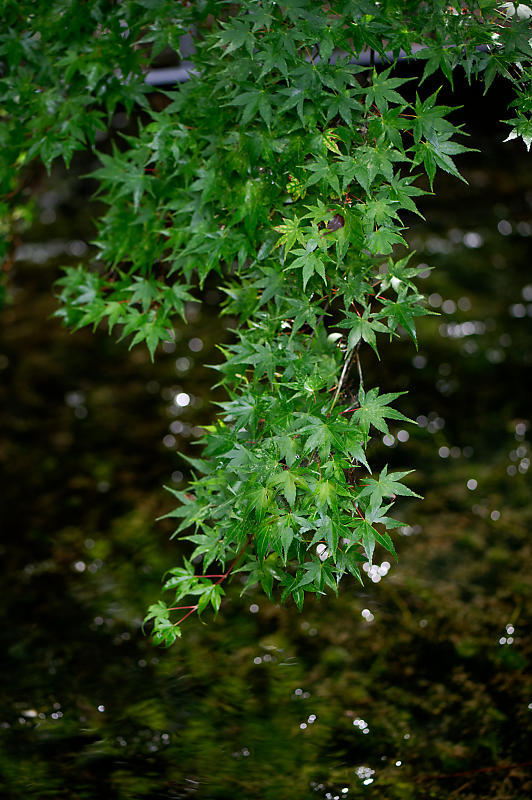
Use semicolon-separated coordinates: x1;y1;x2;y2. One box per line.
2;1;530;644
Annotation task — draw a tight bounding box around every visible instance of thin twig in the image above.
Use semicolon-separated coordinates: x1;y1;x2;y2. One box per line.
174;607;198;626
330;346;355;412
330;339;364;412
216;539;251;585
169;540;252;629
355;347;364;394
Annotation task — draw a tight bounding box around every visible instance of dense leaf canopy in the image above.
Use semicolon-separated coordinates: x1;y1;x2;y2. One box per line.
1;0;531;644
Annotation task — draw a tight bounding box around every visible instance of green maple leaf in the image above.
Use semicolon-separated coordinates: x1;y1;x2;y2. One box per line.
364;67;412;113
274;516;295;563
291;557;337;594
153;619;181;647
315;479;337;510
215;19;255;56
412;90;456;144
362;197;402;228
385;173;427;216
91;149;149;210
352;387;412;438
504;116;532;151
370;105;409;149
272;469;298;507
143;600;170;628
162;283;196;322
126;276;159;311
229;87;267;126
143;601;181;645
303;155;341;196
276;434;299;468
285;243;327;290
246;341;276;382
257;41;288;79
197;583;224;616
351;516;397;564
414;42;455;85
357;465;422;510
291;559;322;592
323;87;363;126
366;226;406;255
378;291;432;345
301;418;335;459
337;310;389;356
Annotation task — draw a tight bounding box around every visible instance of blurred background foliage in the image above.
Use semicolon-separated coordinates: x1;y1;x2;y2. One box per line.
1;76;531;799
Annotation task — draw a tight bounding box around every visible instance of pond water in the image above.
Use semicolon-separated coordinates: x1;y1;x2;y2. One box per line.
1;81;531;799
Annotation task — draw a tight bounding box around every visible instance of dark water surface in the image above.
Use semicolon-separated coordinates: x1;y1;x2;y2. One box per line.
1;85;532;799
